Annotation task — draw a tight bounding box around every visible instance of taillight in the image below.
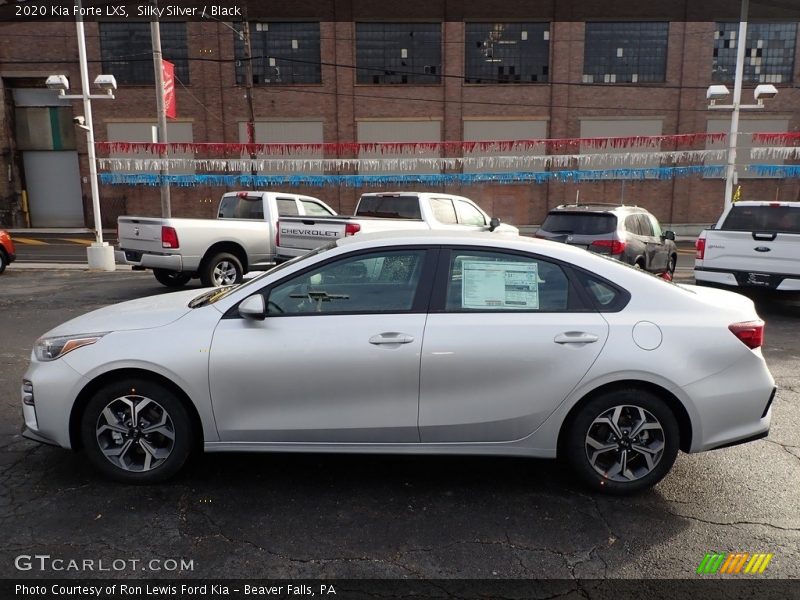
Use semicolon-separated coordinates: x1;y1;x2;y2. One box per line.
161;226;179;249
275;221;280;247
729;320;765;349
695;237;706;260
345;223;361;237
590;239;626;255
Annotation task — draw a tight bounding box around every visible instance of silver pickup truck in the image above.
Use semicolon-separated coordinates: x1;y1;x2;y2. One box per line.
116;191;336;287
276;191;518;259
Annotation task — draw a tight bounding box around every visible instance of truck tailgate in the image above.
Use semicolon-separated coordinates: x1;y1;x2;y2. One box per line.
702;230;800;275
118;217;166;255
278;217;347;252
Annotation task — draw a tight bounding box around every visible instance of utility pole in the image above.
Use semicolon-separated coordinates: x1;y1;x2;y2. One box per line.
241;9;258;176
151;0;171;217
724;0;748;211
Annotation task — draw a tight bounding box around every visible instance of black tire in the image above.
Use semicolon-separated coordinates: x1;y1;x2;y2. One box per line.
153;269;192;288
200;252;243;287
0;249;6;274
666;254;677;276
80;378;194;484
562;388;680;495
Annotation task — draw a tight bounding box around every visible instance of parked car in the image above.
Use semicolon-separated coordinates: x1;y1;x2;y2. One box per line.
116;191;337;288
22;231;774;494
535;204;678;277
0;229;16;274
695;200;800;291
276;191;518;259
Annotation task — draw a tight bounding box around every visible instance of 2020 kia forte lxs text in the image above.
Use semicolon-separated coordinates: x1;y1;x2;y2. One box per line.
22;232;775;494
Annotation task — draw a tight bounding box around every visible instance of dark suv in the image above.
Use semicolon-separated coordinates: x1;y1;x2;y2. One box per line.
536;204;678;277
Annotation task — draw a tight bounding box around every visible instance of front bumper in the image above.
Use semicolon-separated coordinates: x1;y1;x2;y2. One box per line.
21;425;59;446
695;267;800;291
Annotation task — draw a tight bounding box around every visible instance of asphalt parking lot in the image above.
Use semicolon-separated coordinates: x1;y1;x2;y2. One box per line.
0;268;798;581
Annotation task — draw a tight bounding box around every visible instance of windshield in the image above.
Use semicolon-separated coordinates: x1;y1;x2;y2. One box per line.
540;213;617;235
188;243;337;308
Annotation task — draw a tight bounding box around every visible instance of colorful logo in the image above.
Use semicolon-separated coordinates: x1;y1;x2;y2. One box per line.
697;552;774;575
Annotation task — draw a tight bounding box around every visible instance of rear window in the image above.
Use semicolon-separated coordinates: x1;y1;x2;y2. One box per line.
721;205;800;234
355;195;422;220
218;196;263;219
540;212;617;235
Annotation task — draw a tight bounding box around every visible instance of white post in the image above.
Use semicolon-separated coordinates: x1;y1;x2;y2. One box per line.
75;0;115;270
724;0;749;211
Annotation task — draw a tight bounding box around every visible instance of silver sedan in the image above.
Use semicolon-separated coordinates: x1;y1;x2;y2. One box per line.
21;232;775;494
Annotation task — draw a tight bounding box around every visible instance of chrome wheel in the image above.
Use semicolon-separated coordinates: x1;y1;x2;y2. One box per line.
96;395;175;473
585;405;665;482
212;260;239;286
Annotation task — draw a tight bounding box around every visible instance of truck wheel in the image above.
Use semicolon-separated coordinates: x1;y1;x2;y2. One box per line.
200;252;243;287
153;269;192;288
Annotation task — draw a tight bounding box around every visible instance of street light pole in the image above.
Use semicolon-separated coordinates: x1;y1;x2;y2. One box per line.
151;0;171;218
724;0;749;211
75;0;115;271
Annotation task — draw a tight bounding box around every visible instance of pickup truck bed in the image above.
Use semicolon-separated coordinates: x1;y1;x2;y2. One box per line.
695;200;800;291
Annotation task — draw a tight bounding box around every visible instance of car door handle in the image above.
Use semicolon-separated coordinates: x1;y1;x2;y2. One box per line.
369;333;415;345
554;332;599;344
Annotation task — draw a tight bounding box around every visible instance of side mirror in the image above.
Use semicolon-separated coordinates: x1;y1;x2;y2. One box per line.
663;230;676;241
489;217;501;232
238;294;266;320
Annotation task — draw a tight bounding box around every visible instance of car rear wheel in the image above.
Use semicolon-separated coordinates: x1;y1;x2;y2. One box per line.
200;252;243;287
563;388;679;495
0;249;7;274
80;379;193;483
153;268;192;288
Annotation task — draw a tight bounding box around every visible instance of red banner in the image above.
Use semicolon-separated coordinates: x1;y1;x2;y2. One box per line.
162;59;176;119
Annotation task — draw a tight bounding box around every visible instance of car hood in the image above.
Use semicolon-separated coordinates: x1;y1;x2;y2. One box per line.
42;289;205;338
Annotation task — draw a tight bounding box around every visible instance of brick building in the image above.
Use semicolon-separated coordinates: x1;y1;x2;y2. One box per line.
1;0;799;230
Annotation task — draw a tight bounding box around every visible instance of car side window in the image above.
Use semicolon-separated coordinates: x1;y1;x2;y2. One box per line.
430;198;458;224
276;198;300;216
301;200;334;217
267;250;426;315
624;215;641;235
637;214;654;236
445;250;569;312
647;214;662;237
455;200;487;226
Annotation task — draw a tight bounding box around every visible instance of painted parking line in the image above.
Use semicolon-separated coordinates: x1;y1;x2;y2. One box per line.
10;237;49;246
56;238;93;246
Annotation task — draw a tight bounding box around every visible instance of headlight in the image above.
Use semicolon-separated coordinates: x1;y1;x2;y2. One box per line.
34;333;109;361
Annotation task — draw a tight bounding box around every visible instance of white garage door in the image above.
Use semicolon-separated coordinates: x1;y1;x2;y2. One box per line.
23;151;85;227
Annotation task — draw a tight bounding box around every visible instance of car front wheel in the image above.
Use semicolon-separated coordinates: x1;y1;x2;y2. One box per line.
0;249;7;274
80;378;193;483
563;388;679;495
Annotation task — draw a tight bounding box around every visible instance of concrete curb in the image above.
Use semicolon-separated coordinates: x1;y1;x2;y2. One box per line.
9;263;133;271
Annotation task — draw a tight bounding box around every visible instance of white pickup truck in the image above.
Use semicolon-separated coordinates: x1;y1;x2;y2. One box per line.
276;191;518;259
695;200;800;291
116;191;336;287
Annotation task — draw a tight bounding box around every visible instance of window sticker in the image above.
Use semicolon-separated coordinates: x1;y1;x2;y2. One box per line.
461;260;540;309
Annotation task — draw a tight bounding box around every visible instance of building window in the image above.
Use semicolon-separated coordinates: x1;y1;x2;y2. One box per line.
580;118;663;178
355;23;441;84
238;120;324;174
712;22;797;84
465;23;550;83
463;120;548;173
583;22;669;83
357;120;441;174
99;22;189;85
235;22;321;85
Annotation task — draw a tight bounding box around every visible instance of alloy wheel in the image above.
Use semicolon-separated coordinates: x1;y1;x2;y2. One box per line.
95;395;175;472
213;261;239;286
584;404;665;482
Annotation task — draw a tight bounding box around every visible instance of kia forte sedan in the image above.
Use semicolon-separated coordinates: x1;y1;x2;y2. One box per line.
21;232;775;494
